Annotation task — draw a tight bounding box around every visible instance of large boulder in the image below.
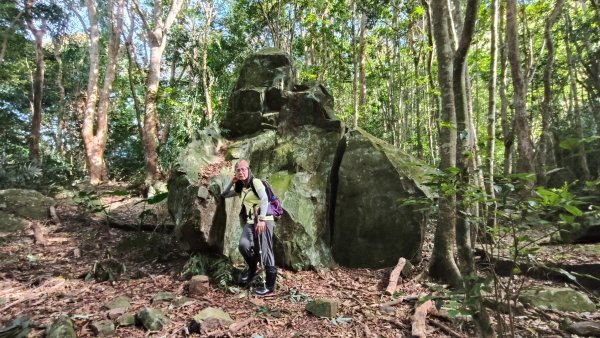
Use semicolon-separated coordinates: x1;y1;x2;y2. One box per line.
169;126;341;269
169;50;431;270
0;189;55;232
332;129;430;268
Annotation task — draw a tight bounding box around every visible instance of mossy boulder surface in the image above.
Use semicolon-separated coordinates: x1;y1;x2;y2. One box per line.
519;287;597;313
45;315;76;338
0;189;54;232
333;128;430;268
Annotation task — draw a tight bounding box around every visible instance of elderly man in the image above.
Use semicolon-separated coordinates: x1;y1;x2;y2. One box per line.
221;159;277;296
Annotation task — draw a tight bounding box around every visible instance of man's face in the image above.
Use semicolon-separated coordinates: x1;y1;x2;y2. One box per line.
235;161;249;181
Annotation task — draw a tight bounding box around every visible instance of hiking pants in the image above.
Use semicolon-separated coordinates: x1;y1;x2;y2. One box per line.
238;220;275;268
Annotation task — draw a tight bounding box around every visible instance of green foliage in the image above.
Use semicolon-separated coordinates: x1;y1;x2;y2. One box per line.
181;254;235;289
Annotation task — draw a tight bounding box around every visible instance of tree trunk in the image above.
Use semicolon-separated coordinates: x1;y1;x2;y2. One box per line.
565;12;591;180
53;36;66;157
486;0;499;228
499;1;511;176
134;0;185;183
428;0;461;289
25;0;46;162
506;0;535;175
201;0;215;122
537;0;564;185
452;0;495;335
358;13;368;108
82;0;124;185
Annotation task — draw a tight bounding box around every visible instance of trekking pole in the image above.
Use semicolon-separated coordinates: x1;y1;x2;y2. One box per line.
256;229;266;289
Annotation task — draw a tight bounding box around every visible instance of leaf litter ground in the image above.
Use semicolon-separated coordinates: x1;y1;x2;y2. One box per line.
1;196;598;337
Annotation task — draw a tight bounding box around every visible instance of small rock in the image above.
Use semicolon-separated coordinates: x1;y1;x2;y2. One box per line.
116;314;136;327
189;275;210;297
136;308;170;331
103;295;131;310
190;307;233;333
0;317;30;338
306;299;338;318
107;308;126;319
46;315;76;338
567;321;600;336
173;296;195;307
151;291;176;303
90;320;115;337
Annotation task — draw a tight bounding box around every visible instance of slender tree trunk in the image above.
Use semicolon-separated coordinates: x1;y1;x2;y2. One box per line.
486;0;499;228
423;0;439;163
506;0;535;174
201;0;215;122
351;1;359;128
134;0;185;183
25;0;46;162
452;0;495;335
428;0;461;289
53;36;66;157
499;1;511;175
358;13;368;108
565;13;591;180
537;0;564;185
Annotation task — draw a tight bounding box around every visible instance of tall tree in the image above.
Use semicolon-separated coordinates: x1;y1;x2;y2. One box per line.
80;0;125;184
133;0;185;183
506;0;535;174
428;0;461;289
537;0;565;185
486;0;499;226
25;0;47;162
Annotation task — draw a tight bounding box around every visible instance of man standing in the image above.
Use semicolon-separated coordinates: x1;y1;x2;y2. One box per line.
221;159;277;295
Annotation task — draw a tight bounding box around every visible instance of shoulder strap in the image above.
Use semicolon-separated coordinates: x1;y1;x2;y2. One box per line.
249;178;261;198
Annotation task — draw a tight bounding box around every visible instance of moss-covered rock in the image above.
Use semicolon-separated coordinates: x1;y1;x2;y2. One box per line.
136;308;170;331
519;287;597;313
0;189;55;232
332;128;431;268
45;315;76;338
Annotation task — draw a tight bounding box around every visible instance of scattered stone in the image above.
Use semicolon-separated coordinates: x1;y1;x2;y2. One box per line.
136;308;170;331
116;314;136;327
107;308;126;319
306;299;338;318
0;317;30;338
189;275;210;297
519;288;597;313
45;315;76;338
190;307;233;333
566;321;600;336
86;259;127;282
173;296;195;307
151;291;176;303
103;296;131;310
90;320;115;337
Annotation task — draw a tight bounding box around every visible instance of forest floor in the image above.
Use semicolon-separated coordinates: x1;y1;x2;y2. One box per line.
1;190;599;337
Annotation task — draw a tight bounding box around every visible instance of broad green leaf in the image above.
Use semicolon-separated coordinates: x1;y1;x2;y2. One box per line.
564;205;583;217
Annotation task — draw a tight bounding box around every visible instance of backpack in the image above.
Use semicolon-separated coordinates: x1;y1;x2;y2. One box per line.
250;178;284;219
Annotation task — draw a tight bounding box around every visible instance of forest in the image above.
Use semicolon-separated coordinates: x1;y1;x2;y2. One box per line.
1;0;600;337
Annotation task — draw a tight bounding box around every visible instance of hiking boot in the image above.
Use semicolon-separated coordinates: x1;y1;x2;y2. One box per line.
240;265;257;285
255;266;276;296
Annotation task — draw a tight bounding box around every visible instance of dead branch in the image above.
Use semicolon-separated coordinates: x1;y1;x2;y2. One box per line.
30;221;47;246
229;317;254;332
383;317;407;329
411;300;434;338
377;295;419;308
428;318;465;338
386;257;407;295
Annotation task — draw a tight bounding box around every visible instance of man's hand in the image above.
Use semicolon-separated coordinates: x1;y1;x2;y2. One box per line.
256;221;266;234
232;175;238;183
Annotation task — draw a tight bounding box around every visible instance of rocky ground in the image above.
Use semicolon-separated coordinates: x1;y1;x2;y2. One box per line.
1;193;599;337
